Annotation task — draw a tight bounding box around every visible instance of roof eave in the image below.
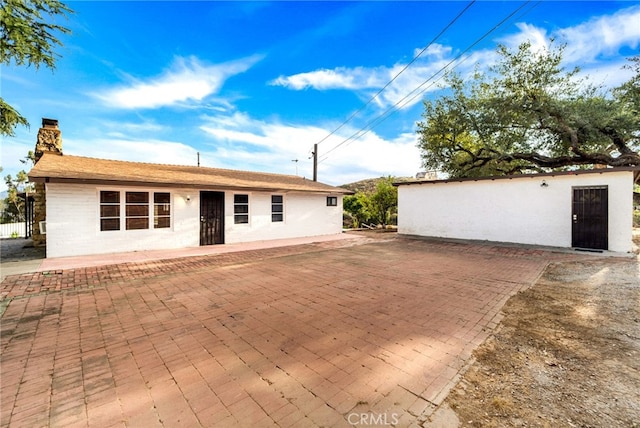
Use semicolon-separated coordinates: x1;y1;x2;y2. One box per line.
395;167;640;186
28;175;351;194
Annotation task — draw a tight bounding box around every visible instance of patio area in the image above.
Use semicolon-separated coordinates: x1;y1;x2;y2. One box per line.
1;235;590;427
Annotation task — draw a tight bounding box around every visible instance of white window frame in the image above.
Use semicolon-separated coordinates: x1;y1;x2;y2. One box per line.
271;194;284;223
233;193;250;225
97;189;173;232
153;192;172;229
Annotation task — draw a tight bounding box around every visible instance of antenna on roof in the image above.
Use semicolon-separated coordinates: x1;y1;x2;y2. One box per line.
292;159;298;175
197;152;200;167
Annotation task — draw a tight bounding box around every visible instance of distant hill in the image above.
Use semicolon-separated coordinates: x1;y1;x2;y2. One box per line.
340;176;413;194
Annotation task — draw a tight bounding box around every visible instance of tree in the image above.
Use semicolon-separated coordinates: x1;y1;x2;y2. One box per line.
0;0;73;136
366;177;397;228
417;42;640;177
1;152;35;223
343;177;398;228
343;194;369;228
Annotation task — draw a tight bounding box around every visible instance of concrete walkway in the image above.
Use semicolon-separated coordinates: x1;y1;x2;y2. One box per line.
0;235;594;427
0;234;360;282
0;239;45;281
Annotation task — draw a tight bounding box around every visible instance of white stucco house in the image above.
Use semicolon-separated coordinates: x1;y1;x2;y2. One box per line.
28;152;351;258
396;168;640;253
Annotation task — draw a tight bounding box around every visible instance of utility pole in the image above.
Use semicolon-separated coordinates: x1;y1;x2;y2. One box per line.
312;144;318;182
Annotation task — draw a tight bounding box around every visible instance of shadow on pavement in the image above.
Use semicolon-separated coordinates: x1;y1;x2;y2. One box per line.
1;238;45;262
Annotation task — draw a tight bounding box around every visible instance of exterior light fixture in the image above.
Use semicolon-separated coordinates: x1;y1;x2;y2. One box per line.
540;180;549;188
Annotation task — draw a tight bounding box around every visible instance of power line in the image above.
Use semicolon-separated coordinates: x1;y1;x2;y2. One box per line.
310;0;477;149
318;0;537;164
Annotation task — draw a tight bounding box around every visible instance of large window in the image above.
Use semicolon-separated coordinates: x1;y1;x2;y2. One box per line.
126;192;149;230
154;193;171;228
234;194;249;224
272;195;283;222
100;191;120;231
99;190;171;231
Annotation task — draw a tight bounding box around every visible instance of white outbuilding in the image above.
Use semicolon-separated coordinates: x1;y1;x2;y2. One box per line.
396;168;639;253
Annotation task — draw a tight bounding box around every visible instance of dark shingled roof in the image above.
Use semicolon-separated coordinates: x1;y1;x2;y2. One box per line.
29;153;352;194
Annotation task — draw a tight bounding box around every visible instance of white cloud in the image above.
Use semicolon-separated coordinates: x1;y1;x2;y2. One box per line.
270;67;384;90
557;5;640;64
272;6;640;111
316;131;422;185
63;137;201;167
499;22;550;54
497;5;640;66
95;55;263;109
271;43;458;110
580;60;636;88
199;112;421;184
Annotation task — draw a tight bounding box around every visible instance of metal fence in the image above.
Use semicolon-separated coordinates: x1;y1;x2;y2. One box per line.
0;222;27;238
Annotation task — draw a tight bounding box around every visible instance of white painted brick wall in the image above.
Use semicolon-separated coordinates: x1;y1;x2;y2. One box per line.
224;192;343;244
398;171;634;253
45;183;343;257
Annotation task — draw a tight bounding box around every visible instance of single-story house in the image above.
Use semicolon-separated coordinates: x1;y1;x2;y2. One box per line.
396;168;640;253
28;151;350;259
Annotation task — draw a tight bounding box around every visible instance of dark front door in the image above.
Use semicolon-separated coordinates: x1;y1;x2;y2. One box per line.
572;186;608;250
200;191;224;245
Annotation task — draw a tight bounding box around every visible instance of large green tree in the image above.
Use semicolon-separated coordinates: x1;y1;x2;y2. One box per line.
0;0;73;136
343;177;398;228
417;42;640;177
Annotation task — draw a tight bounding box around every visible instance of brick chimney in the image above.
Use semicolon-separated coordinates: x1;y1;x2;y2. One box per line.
32;118;63;249
35;118;63;162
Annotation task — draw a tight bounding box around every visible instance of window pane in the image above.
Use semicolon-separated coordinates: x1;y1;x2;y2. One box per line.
100;205;120;217
126;205;148;216
272;214;283;222
154;217;170;228
234;194;249;204
234;205;249;214
272;204;283;213
101;218;120;231
327;196;337;206
100;191;120;203
126;192;149;203
234;214;249;224
272;195;283;203
154;205;170;216
154;192;170;204
126;217;149;230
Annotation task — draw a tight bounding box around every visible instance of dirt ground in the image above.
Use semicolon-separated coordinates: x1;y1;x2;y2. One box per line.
443;253;640;428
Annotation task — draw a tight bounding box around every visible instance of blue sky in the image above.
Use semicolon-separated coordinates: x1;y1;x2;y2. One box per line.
2;1;640;190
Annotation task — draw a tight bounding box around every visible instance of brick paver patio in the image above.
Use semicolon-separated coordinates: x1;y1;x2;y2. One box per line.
1;236;591;427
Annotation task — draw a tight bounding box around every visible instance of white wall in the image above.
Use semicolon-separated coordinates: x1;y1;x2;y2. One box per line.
397;171;635;253
45;184;199;258
44;183;343;258
223;192;343;244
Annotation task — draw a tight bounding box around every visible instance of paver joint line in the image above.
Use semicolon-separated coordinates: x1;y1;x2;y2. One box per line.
0;236;605;428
